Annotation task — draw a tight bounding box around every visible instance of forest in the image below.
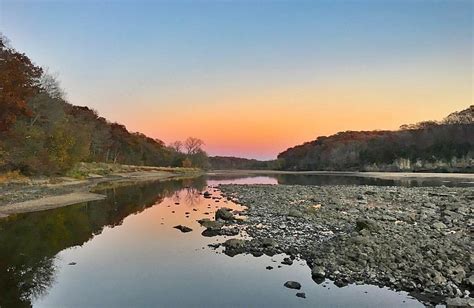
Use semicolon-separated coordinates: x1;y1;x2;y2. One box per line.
208;156;278;170
278;106;474;172
0;36;208;175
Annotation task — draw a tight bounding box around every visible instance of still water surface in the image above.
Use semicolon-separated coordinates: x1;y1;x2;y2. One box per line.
2;174;461;307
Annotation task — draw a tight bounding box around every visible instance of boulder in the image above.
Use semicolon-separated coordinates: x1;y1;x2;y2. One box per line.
197;218;223;230
311;266;326;279
216;208;234;221
284;281;301;290
173;225;192;233
224;239;245;249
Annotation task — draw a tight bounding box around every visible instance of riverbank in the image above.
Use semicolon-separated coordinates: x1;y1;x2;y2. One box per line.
0;163;202;217
217;184;473;306
209;169;474;182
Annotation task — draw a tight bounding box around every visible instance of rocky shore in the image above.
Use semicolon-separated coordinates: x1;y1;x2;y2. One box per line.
213;184;473;306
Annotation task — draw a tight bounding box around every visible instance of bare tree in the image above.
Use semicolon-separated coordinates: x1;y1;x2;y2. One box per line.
184;137;204;155
169;140;183;153
39;69;65;100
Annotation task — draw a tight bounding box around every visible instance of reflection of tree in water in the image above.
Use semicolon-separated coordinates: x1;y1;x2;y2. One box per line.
183;187;201;206
0;176;206;307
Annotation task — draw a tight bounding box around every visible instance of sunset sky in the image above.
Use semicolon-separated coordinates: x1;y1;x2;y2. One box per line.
1;0;472;159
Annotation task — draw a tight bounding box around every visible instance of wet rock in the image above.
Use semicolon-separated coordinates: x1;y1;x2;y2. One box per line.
215;208;233;221
334;279;349;288
311;266;325;279
224;238;245;249
284;281;301;290
198;218;223;230
173;225;192;233
296;292;306;299
266;266;273;270
282;257;293;265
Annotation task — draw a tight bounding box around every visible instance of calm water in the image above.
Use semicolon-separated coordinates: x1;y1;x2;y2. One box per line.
1;174;457;307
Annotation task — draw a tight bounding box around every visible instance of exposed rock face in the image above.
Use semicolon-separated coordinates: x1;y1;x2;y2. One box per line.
218;184;473;306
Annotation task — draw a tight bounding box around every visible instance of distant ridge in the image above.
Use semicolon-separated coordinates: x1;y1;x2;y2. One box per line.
277;106;473;172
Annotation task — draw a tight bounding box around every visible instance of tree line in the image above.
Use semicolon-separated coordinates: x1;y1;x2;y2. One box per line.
278;106;474;172
0;35;208;175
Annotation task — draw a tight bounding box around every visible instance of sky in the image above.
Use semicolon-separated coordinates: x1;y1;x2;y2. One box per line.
1;0;472;159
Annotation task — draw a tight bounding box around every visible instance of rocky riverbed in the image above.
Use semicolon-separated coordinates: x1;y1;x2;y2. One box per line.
211;184;473;307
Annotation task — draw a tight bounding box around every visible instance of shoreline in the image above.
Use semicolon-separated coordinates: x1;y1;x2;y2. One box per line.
208;169;474;181
0;169;202;218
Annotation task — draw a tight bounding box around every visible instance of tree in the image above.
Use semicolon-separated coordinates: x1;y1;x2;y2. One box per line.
182;157;192;168
169;141;183;153
39;70;65;100
184;137;204;155
0;34;43;132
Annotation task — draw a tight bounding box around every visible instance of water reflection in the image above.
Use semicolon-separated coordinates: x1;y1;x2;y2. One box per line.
0;178;206;307
207;173;473;187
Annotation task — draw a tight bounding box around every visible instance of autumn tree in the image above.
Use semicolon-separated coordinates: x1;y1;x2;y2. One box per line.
0;34;43;132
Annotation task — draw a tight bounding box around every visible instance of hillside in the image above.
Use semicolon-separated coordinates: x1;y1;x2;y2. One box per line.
209;156;277;170
0;36;200;175
278;106;474;172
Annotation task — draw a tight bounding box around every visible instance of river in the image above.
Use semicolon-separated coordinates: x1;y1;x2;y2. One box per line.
2;173;467;307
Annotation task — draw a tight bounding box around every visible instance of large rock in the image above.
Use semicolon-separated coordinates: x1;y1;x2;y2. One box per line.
215;208;234;221
198;218;223;230
311;266;326;279
173;225;192;233
284;281;301;290
224;238;245;249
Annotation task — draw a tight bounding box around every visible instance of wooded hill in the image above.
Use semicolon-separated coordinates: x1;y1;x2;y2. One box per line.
0;35;205;175
208;156;278;170
278;106;474;172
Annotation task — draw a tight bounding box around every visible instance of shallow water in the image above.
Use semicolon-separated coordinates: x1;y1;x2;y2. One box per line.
0;175;439;307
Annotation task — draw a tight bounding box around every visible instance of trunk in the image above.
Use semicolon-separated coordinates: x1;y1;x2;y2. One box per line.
30;114;40;127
